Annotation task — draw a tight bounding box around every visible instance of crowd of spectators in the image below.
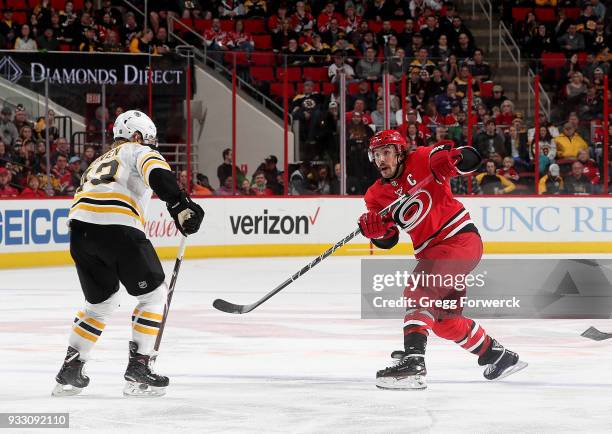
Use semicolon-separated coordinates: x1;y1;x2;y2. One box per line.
0;0;179;53
0;103;94;198
0;1;610;197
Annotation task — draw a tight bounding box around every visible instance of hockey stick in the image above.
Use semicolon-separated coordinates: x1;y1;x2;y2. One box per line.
213;174;435;314
154;235;188;352
581;326;612;341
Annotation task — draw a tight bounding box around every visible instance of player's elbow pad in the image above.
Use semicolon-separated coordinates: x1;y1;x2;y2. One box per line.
148;168;182;204
371;227;399;250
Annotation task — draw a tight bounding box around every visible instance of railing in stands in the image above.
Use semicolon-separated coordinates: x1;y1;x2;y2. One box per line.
527;69;551;120
471;0;493;53
498;20;522;96
120;0;286;120
54;116;73;144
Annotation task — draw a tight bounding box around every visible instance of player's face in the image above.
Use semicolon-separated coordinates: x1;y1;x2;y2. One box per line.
372;145;399;179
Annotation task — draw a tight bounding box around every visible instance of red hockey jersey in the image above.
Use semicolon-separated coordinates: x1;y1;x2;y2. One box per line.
364;146;476;256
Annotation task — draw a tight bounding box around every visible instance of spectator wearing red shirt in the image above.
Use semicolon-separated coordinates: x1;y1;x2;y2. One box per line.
497;157;520;182
239;178;256;196
204;18;231;64
439;98;456;124
231;20;254;52
252;171;274;196
317;2;344;33
346;98;373;125
291;1;314;32
51;154;73;195
343;5;361;35
576;149;600;185
267;4;288;33
421;100;446;133
0;167;18;197
495;100;514;127
19;174;47;198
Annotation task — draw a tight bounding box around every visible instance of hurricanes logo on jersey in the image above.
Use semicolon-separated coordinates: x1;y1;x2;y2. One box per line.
392;190;432;231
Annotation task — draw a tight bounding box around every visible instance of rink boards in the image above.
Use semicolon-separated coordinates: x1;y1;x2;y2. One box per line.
0;196;611;267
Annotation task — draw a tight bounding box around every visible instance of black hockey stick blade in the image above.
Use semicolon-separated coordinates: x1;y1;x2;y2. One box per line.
581;326;612;341
213;298;250;314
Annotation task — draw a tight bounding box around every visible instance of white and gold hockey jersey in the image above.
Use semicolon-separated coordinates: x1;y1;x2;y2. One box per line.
69;142;171;232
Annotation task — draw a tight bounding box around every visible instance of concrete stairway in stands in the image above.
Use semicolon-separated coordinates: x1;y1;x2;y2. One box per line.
459;5;531;116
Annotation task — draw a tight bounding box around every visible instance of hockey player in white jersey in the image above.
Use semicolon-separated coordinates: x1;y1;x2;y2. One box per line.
52;110;204;397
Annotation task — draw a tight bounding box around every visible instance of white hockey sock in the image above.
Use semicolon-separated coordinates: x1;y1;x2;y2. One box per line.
131;283;167;356
69;291;120;361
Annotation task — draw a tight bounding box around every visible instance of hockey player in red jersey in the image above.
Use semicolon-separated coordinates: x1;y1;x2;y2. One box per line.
358;129;527;390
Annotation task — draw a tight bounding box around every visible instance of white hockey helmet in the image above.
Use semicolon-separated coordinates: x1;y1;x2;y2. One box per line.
113;110;157;145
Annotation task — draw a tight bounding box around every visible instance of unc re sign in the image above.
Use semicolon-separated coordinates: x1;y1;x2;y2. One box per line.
0;208;70;245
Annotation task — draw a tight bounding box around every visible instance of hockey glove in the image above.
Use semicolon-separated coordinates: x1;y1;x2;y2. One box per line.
167;191;205;236
429;145;462;184
358;211;395;239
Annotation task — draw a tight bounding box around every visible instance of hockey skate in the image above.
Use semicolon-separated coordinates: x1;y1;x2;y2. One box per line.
123;341;169;397
52;346;89;397
478;339;528;381
376;350;427;390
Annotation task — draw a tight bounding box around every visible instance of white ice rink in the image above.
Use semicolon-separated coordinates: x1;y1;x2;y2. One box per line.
1;255;612;433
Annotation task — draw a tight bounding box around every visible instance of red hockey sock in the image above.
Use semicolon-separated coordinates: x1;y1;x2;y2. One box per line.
432;317;491;356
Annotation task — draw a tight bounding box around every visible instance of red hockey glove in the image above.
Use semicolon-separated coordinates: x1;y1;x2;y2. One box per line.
429;145;462;184
358;211;395;239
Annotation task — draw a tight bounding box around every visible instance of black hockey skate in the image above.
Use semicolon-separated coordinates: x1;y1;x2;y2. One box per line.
478;339;528;381
52;346;89;397
123;341;169;397
376;350;427;390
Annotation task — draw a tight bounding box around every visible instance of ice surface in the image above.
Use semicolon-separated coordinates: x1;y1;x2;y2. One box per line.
1;255;611;433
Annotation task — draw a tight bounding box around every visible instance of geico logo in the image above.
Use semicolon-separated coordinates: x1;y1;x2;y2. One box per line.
230;209;312;235
0;208;70;245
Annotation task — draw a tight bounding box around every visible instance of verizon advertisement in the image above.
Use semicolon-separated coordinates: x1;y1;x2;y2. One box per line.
0;197;611;258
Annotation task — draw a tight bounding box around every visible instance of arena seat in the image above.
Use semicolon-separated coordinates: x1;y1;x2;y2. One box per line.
511;7;532;22
270;82;295;99
348;81;366;95
541;52;567;71
321;82;336;95
276;67;302;82
224;51;250;66
563;8;581;19
193;19;212;32
243;19;266;34
251;52;277;66
6;0;28;8
479;81;494;98
220;20;234;32
534;8;556;22
253;35;273;51
302;67;328;82
250;66;275;82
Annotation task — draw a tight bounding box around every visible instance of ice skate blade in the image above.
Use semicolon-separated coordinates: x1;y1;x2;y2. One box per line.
489;360;528;381
123;381;166;397
376;375;427;390
52;382;84;397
